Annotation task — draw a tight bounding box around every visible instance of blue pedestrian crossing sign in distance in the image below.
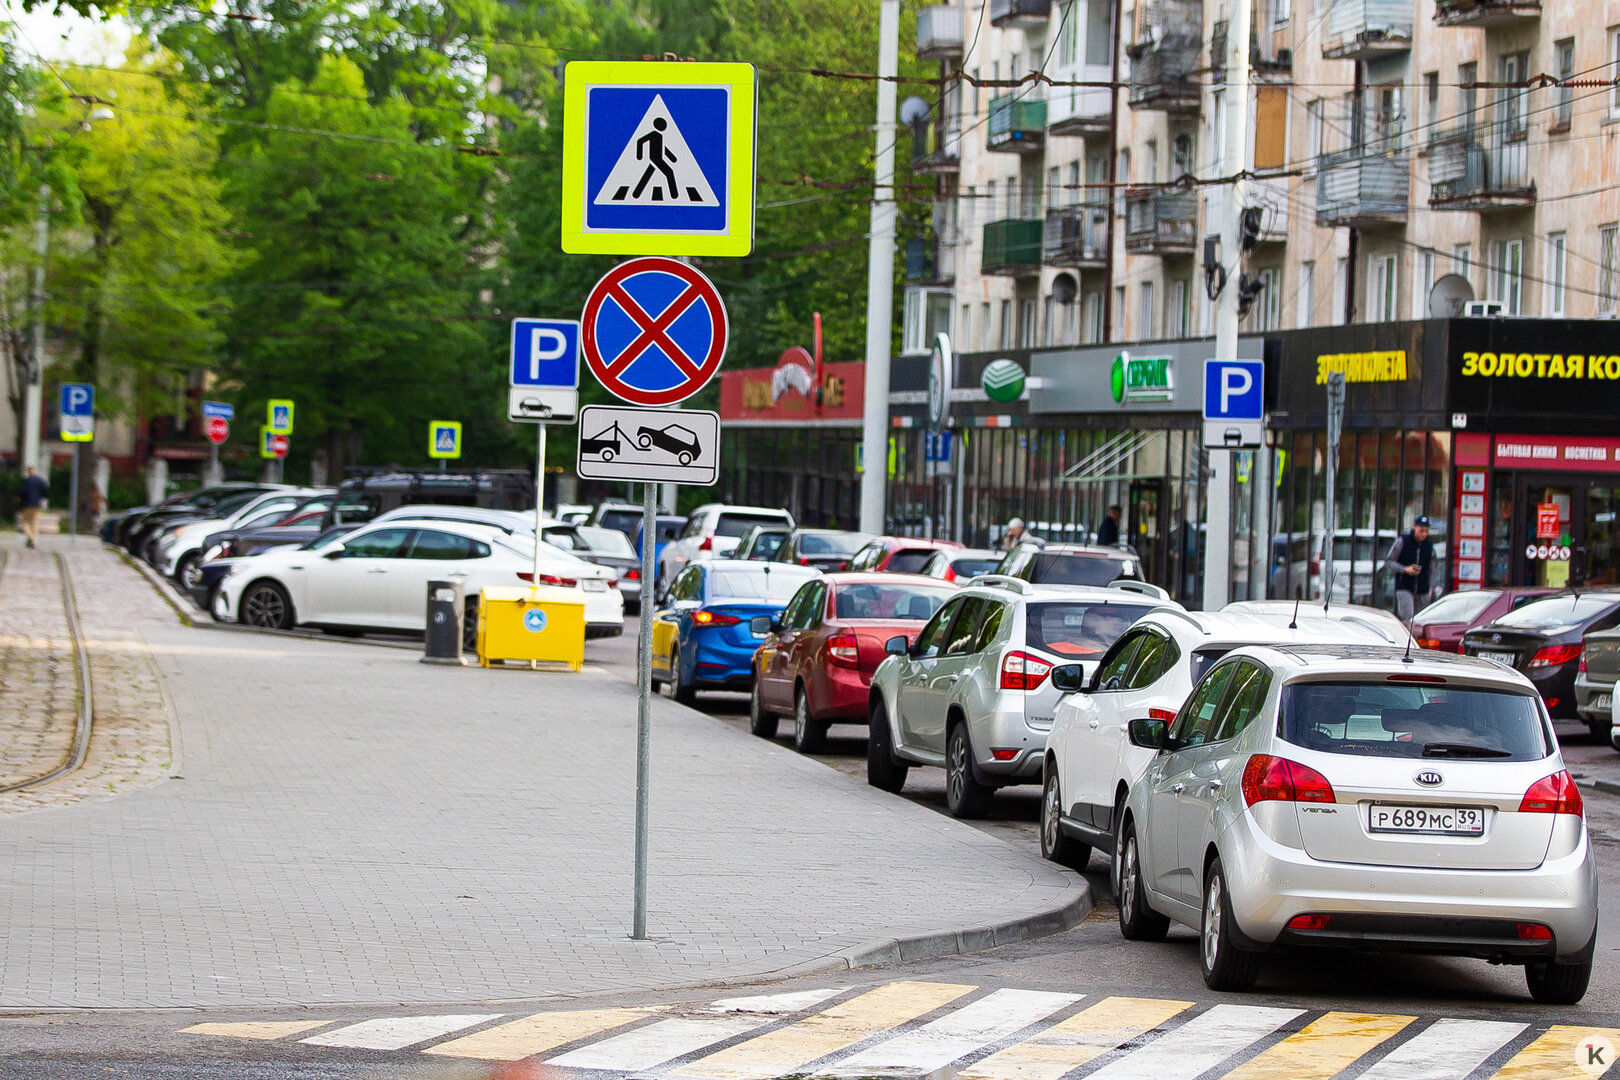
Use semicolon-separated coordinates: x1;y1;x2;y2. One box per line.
508;318;580;424
561;61;757;258
59;383;94;443
428;420;462;459
1202;359;1265;450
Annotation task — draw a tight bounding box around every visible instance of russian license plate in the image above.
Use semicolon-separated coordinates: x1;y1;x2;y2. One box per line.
1593;692;1613;711
582;579;607;592
1369;805;1485;836
1474;648;1518;666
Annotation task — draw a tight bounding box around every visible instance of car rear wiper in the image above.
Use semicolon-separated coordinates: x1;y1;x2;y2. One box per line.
1422;742;1514;758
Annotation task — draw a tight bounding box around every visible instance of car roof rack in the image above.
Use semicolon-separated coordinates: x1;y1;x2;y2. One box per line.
1108;579;1171;601
1147;606;1209;633
1339;613;1405;645
965;574;1035;595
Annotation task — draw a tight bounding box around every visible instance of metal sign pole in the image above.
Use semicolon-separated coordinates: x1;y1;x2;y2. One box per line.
68;442;79;542
535;423;548;582
1323;371;1346;608
633;481;656;939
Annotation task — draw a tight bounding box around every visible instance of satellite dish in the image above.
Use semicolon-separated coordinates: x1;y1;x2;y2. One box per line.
1427;273;1475;318
1051;273;1078;305
899;96;931;126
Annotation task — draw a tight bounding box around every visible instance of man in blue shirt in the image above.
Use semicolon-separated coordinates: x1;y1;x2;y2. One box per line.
18;466;48;549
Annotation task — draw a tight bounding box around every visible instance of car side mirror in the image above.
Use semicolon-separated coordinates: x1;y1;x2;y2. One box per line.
1050;664;1087;693
750;615;773;635
323;547;344;560
1127;717;1171;750
885;635;909;656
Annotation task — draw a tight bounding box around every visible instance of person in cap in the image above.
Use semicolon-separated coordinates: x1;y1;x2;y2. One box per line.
1385;515;1436;622
1002;517;1044;551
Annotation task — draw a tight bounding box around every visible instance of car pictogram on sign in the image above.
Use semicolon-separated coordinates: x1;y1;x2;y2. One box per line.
636;423;701;466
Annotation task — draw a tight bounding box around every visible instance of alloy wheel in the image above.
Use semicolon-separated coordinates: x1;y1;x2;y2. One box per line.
1120;835;1139;921
1203;872;1224;971
244;586;285;629
948;731;967;806
1042;775;1062;853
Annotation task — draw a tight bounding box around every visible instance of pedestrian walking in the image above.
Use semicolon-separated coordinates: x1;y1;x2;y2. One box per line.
1385;515;1436;622
1095;504;1123;547
18;466;47;549
1002;517;1043;551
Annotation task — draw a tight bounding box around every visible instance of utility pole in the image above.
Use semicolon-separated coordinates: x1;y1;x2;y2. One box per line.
858;0;900;535
22;182;49;474
1203;0;1251;612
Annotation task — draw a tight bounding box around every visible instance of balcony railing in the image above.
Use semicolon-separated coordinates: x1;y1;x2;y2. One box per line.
1123;190;1196;254
1428;129;1535;209
1127;37;1202;114
1043;203;1109;268
1315;148;1410;227
1322;0;1412;59
1046;77;1113;136
988;95;1047;152
990;0;1052;27
1211;19;1293;78
915;5;965;59
1434;0;1539;27
910;117;961;174
982;218;1044;276
905;237;957;284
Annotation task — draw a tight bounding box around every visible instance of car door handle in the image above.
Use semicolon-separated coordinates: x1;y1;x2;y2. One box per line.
1088;719;1099;730
1172;783;1186;794
367;567;388;574
1208;779;1223;791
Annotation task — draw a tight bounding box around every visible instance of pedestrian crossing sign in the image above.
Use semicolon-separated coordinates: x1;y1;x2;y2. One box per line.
428;420;462;459
561;61;756;257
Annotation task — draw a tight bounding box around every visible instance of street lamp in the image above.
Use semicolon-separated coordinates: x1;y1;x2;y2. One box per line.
20;99;115;474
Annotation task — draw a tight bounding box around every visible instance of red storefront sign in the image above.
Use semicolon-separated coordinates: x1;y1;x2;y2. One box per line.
1492;435;1620;472
719;355;865;422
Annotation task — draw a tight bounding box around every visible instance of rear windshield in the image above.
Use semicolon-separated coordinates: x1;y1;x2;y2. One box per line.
1025;602;1146;658
1494;593;1619;630
1418;590;1498;626
887;550;935;574
1281;681;1551;761
708;568;813;602
598;510;641;535
717;512;791;538
1032;553;1136;586
832;582;953;620
578;526;635;556
951;556;1002;578
799;532;868;555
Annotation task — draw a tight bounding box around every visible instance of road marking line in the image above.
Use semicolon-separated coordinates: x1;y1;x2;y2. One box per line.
1080;1003;1303;1080
300;1014;504;1051
550;1015;777;1071
1358;1019;1529;1080
825;989;1082;1075
671;981;978;1080
179;1021;335;1041
1221;1011;1415;1080
1489;1025;1620;1080
421;1008;658;1062
959;996;1194;1080
710;988;849;1014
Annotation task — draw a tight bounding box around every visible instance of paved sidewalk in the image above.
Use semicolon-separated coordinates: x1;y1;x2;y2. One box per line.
0;546;78;788
0;555;1086;1009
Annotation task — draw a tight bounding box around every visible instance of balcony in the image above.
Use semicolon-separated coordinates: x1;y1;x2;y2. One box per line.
1127;37;1202;115
1124;190;1196;255
1043;203;1109;268
915;5;965;59
1427;129;1535;210
1434;0;1539;28
1315;148;1410;227
988;95;1047;153
910;116;961;174
990;0;1052;28
982;218;1044;276
1211;19;1293;79
1322;0;1412;59
1046;76;1113;137
905;237;957;285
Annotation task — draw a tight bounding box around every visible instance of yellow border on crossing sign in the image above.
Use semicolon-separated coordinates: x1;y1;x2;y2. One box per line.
560;61;756;258
428;420;462;459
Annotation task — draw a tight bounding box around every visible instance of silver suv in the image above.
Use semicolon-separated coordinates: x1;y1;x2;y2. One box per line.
866;577;1171;817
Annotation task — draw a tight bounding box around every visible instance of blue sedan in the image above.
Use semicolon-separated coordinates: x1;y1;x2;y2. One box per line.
650;560;821;705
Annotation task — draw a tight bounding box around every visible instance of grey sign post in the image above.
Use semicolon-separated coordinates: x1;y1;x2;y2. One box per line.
1322;371;1346;607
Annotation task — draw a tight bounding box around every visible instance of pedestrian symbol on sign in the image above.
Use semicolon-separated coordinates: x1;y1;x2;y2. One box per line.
428;420;462;459
594;97;718;208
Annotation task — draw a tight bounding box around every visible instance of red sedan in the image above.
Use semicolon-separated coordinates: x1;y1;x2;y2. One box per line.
1412;586;1558;652
846;536;962;574
749;572;957;753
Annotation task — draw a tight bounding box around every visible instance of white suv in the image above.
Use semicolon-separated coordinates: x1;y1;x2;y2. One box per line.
866;577;1171;818
1040;607;1409;875
657;504;794;596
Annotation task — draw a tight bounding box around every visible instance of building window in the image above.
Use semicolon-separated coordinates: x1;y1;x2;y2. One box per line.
1272;0;1289;26
1304;99;1324;170
1611;28;1620;118
1168;278;1190;337
959;304;972;349
1211;90;1226;176
1554;39;1575;129
1458;62;1478;136
1113;285;1126;338
1414;250;1435;320
1453;243;1473;288
1370;254;1398;322
1546;233;1566;316
1250;268;1279;331
1020;172;1041;218
1598;224;1619;315
1018;299;1037;347
1423;72;1439;138
1335;256;1349;324
980;302;992;349
1297;260;1315;327
1084;291;1102;343
1059;1;1079;65
902;288;953;354
1490;238;1523;315
1497;52;1529;138
1000;299;1014;348
1172;134;1193;177
1138;281;1156;339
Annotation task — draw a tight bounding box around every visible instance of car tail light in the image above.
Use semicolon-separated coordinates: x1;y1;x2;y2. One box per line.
1417;638;1442;650
1000;650;1052;690
1242;755;1336;806
1519;770;1583;815
1149;707;1178;721
1286;914;1331;931
625;568;640;581
1516;923;1554;940
698;535;713;551
827;633;860;668
1579;648;1587;672
606;578;619;588
692;610;741;627
517;572;579;588
990;748;1019;761
1387;674;1446;684
1529;644;1581;669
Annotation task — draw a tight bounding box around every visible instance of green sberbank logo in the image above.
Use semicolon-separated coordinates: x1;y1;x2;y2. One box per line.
1109;350;1174;404
981;358;1026;403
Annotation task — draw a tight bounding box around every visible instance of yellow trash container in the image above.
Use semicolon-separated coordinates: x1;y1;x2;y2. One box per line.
476;585;586;670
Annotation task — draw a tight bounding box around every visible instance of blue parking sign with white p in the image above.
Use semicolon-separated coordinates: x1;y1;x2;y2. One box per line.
1202;360;1265;449
510;319;580;388
60;383;93;417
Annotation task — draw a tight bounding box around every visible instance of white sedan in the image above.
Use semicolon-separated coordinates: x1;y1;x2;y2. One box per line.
214;520;623;637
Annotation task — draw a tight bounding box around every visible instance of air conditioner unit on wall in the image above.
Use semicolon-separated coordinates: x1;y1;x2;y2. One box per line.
1463;300;1506;317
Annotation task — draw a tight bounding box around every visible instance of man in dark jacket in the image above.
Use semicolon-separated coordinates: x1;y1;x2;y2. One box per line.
18;466;47;549
1385;515;1436;621
1095;505;1122;547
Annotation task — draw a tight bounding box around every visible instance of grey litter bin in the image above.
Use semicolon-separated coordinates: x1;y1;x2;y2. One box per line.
422;579;465;664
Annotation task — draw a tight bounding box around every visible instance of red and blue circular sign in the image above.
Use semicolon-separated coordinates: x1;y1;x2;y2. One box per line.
581;257;727;406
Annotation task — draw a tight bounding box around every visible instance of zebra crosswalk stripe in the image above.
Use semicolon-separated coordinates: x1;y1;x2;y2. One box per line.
1080;1003;1303;1080
1355;1019;1529;1080
549;1016;781;1071
422;1007;657;1062
300;1013;504;1051
1488;1025;1620;1080
960;996;1195;1080
823;988;1082;1076
179;1020;335;1041
1220;1011;1416;1080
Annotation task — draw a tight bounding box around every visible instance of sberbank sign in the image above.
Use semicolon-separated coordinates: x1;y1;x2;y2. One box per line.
1109;351;1174;404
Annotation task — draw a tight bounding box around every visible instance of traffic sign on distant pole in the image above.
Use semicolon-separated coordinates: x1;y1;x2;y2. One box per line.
206;417;229;444
59;383;94;542
267;399;294;435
